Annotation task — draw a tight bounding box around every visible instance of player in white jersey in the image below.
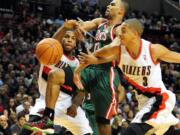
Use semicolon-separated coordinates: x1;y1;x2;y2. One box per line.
22;20;92;135
75;18;180;135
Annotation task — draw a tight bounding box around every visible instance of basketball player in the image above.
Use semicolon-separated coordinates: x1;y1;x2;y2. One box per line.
75;18;180;135
71;0;128;135
82;82;125;135
22;20;92;135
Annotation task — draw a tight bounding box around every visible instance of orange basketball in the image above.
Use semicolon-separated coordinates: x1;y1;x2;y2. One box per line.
35;38;63;65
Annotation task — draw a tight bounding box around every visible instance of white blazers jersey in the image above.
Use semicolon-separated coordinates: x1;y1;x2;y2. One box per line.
61;55;79;68
118;39;179;132
119;39;166;90
38;54;79;99
32;55;92;134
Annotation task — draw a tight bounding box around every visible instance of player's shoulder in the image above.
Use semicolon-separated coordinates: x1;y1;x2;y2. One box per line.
148;43;165;60
150;43;163;51
92;18;107;25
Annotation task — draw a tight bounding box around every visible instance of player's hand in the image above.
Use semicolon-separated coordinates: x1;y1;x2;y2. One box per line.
75;28;85;41
63;19;79;30
79;49;98;65
73;70;84;90
67;104;77;117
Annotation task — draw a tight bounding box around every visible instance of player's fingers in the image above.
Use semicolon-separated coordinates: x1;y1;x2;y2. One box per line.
78;58;87;64
70;111;76;117
75;29;85;40
78;54;86;59
86;48;91;54
79;82;84;90
75;27;84;37
78;55;87;61
80;52;89;57
74;79;84;90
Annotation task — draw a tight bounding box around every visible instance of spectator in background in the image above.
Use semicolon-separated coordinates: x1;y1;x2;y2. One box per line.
14;93;23;107
0;85;9;109
10;111;27;135
8;112;17;126
111;115;122;135
4;98;16;117
54;14;64;26
0;98;4;116
16;99;32;114
0;73;3;87
0;115;11;135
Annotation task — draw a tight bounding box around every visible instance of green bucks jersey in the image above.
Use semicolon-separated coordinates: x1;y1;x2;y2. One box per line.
91;21;116;69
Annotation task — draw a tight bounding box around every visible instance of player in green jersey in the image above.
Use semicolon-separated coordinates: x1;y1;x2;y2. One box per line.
68;0;129;135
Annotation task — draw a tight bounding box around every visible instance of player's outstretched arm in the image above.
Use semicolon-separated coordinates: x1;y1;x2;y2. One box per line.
79;18;104;32
52;20;78;41
79;37;121;65
73;38;121;89
151;44;180;63
73;63;88;90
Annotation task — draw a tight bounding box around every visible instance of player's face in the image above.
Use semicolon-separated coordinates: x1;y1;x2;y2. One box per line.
119;23;137;46
62;31;77;52
105;0;122;18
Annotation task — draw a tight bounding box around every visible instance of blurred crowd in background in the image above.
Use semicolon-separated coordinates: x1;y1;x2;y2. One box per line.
0;0;179;134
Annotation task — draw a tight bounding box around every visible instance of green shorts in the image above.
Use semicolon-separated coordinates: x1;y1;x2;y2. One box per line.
81;66;120;120
83;99;99;135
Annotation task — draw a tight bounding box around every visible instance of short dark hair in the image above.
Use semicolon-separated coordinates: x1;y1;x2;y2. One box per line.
17;111;26;120
124;18;144;36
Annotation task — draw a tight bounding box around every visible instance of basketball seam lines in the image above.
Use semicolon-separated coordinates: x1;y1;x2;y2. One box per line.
38;44;53;59
53;41;60;63
48;45;54;65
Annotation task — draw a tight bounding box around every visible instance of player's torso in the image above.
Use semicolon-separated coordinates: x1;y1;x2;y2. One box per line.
118;39;166;91
38;54;79;99
91;21;116;69
61;55;79;68
94;21;114;50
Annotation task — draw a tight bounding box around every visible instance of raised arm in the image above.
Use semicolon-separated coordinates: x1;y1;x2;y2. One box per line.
73;37;120;90
52;20;78;41
78;37;121;65
151;44;180;63
93;37;121;63
91;25;123;64
80;18;105;31
73;25;121;89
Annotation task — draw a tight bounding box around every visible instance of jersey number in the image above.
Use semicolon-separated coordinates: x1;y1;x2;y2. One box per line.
143;76;148;86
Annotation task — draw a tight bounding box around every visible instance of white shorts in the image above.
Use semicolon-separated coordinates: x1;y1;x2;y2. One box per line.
30;93;93;135
132;90;179;126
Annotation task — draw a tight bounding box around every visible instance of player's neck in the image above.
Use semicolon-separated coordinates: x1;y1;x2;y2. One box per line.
63;52;74;59
108;16;123;26
126;38;142;58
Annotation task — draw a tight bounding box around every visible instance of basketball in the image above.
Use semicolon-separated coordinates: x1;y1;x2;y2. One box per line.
35;38;63;65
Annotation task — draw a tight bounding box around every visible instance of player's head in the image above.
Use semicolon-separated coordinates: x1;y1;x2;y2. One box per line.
61;30;77;53
105;0;128;19
119;18;144;45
